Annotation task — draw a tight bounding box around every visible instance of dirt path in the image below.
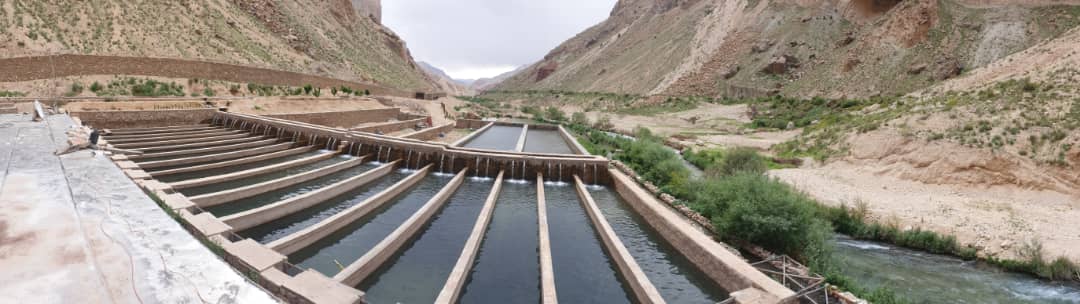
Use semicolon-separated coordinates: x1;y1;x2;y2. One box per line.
772;162;1080;262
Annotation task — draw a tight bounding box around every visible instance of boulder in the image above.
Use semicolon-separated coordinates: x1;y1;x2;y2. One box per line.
721;65;740;79
934;59;963;80
761;55;799;75
751;40;774;53
908;63;927;75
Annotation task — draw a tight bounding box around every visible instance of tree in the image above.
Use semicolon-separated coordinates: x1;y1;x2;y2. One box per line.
303;84;313;95
331;87;338;96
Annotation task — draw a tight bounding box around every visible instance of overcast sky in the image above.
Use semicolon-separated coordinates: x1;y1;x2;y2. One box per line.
383;0;617;80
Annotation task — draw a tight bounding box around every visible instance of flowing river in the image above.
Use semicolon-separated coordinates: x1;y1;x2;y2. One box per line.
834;235;1080;303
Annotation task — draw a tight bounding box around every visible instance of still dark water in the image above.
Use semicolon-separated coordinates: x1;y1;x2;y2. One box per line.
523;128;574;154
589;186;727;303
290;174;452;276
359;178;493;302
545;183;633;304
463;125;522;151
460;180;541;303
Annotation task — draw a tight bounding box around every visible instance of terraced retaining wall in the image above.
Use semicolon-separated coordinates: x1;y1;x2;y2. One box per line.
71;108;217;129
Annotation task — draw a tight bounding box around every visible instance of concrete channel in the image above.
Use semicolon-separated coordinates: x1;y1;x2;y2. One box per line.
99;111;796;304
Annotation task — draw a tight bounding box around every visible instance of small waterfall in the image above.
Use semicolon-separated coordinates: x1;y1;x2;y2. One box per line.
440;155;446;173
547;163;552;179
349;143;356;156
485;158;491;177
475;157;480;177
406;151;413;169
378;146;384;163
511;161;516;180
386;147;393;163
522;162;527;180
558;164;563;183
449;156;455;173
593;164;598;185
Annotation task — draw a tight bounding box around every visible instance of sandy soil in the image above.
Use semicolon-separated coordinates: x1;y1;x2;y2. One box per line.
772;162;1080;262
569;102;799;151
379;96;464;126
225;97;386;115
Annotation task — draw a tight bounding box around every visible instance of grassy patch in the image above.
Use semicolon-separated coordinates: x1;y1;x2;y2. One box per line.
0;91;26;97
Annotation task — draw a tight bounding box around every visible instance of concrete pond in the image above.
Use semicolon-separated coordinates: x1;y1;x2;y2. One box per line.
94;112;795;303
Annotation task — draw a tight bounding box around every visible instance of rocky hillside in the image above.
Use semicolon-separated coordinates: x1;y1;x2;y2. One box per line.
495;0;1080;99
0;0;437;92
417;61;473;96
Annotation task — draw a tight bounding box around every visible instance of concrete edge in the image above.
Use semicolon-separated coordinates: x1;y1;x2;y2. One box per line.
515;124;529;152
132;135;267;154
106;129;241;143
190;155;365;207
434;170;505;304
221;159;399;231
113;133;251;149
401;122;455;141
268;164;434;255
149;146;315;177
171;150;341;190
138;142;293;169
130;137;275;160
450;121;494;147
607;169;796;303
107;125;217;135
334;168;468;286
557;125;590;155
572;176;665;304
349;117;427;132
536;173;558;304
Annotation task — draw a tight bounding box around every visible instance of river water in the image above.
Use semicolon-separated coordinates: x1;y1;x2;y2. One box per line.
835;235;1080;303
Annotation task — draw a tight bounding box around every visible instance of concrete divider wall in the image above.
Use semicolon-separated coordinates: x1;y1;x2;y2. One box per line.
350;117;427;134
137;142;293;169
536;173;558;304
221;160;399;231
189;156;367;207
170;151;342;190
607;169;796;303
450;122;493;147
435;170;505;304
128;137;274;159
455;119;492;129
72;108;217;129
216;113;609;183
558;125;590;155
515;125;529;152
266;108;400;129
149;146;315;176
335;168;469;286
572;176;664;304
268;164;434;256
402;123;454;141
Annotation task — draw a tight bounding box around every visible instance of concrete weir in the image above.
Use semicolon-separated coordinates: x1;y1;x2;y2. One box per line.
268;164;433;255
334;168;468;286
97;109;798;304
221;159;398;231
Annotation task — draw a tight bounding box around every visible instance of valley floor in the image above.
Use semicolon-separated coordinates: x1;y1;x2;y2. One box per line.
772;162;1080;263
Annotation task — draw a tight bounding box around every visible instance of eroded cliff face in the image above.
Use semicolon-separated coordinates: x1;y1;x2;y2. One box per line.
353;0;382;23
3;0;436;91
495;0;1080;99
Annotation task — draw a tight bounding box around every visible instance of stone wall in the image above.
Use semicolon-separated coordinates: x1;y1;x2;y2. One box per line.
0;55;408;97
403;123;454;141
71;108;217;129
265;108;400;129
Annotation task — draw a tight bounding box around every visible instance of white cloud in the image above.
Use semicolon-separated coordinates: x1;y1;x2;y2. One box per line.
383;0;616;79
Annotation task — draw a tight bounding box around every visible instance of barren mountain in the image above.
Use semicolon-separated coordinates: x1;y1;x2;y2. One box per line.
495;0;1080;99
417;61;474;96
0;0;437;92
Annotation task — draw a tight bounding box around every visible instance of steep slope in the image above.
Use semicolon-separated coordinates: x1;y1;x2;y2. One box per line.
0;0;437;92
495;0;1080;99
417;61;474;96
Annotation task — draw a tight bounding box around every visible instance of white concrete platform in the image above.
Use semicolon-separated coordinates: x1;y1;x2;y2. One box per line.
0;114;278;303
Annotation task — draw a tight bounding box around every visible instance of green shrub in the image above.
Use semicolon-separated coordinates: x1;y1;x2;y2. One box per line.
68;82;84;96
715;148;767;177
303;84;313;95
90;81;102;92
593;116;614;130
203;87;215;97
571;112;590;126
545;106;566;121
